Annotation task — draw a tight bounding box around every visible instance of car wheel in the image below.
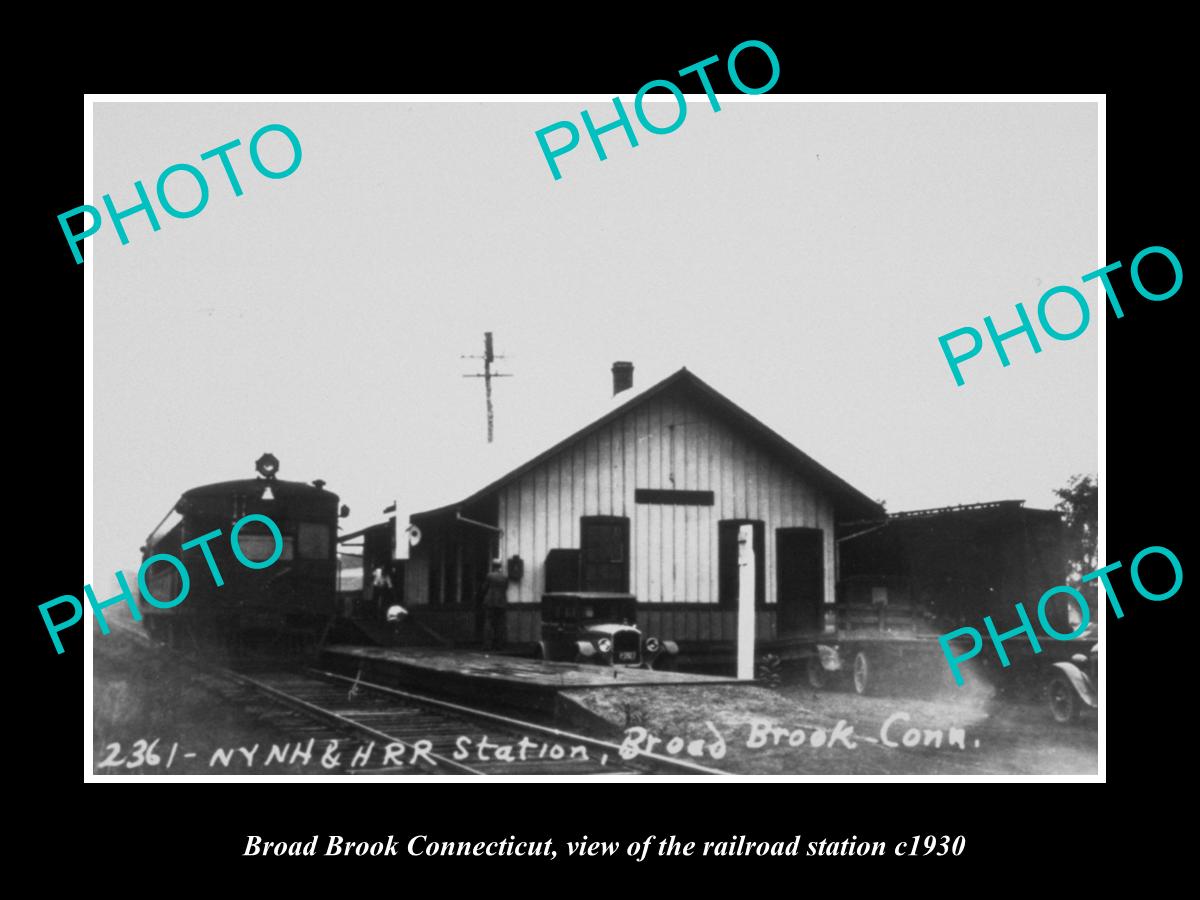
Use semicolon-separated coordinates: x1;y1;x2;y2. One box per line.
1048;674;1080;723
852;651;872;696
807;655;828;689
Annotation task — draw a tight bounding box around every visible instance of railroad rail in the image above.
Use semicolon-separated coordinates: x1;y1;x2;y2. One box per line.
98;623;724;776
305;666;725;775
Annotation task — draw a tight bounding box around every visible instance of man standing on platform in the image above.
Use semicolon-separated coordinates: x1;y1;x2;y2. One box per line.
480;558;509;651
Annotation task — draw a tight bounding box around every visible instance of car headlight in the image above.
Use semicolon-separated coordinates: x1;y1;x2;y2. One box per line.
644;637;660;653
597;638;612;654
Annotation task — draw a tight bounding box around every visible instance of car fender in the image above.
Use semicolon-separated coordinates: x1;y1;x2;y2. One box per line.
815;643;843;672
662;640;679;655
1051;661;1097;709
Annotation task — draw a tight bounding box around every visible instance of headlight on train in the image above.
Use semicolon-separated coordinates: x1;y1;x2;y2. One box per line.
644;637;661;653
597;638;613;654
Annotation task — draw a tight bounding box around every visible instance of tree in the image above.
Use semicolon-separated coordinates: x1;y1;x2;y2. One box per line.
1054;474;1098;618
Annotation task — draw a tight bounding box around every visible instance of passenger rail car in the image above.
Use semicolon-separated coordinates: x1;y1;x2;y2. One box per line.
139;454;346;653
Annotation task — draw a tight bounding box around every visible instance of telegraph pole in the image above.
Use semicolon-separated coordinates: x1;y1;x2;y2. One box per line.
462;331;512;443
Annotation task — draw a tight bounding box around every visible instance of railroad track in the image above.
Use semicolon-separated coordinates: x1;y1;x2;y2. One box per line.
100;624;724;776
228;667;725;775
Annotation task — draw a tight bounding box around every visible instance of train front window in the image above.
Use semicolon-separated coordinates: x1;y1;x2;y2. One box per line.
237;526;295;563
298;522;331;559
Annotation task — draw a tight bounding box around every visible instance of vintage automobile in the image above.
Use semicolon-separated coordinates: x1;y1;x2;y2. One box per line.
1047;636;1098;723
535;592;679;669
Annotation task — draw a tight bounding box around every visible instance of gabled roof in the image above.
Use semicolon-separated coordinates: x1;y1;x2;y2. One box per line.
413;368;884;523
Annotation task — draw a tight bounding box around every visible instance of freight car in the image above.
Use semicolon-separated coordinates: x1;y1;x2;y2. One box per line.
772;500;1078;695
138;454;347;654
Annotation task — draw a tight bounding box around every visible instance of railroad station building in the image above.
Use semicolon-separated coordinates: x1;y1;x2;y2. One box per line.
403;365;884;652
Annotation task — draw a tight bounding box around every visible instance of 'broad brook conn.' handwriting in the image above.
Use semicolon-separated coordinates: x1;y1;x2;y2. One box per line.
98;715;978;771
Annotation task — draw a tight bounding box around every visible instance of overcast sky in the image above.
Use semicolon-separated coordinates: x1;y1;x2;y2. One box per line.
91;99;1097;580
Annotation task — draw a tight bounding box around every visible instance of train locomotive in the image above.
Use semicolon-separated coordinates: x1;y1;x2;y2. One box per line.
138;454;346;654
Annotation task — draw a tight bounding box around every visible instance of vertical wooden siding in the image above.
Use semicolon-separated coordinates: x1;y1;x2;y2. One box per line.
496;388;837;628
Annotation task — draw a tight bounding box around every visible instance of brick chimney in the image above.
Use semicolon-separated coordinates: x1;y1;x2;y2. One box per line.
612;361;634;396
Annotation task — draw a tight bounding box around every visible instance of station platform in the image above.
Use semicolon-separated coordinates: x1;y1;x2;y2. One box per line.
319;645;746;717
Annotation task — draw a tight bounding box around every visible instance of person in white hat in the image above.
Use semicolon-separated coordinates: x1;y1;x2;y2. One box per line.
479;558;509;651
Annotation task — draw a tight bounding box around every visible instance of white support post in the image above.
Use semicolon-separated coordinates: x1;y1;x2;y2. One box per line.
737;524;756;680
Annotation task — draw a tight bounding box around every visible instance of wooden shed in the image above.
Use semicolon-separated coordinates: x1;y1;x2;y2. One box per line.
403;367;883;653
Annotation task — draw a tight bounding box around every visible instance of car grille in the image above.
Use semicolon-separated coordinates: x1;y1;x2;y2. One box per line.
614;631;640;663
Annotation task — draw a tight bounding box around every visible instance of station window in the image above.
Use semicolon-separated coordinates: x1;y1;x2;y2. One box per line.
236;524;294;563
580;516;630;593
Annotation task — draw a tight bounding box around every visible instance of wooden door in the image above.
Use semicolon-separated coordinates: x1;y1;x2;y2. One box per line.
776;527;824;634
